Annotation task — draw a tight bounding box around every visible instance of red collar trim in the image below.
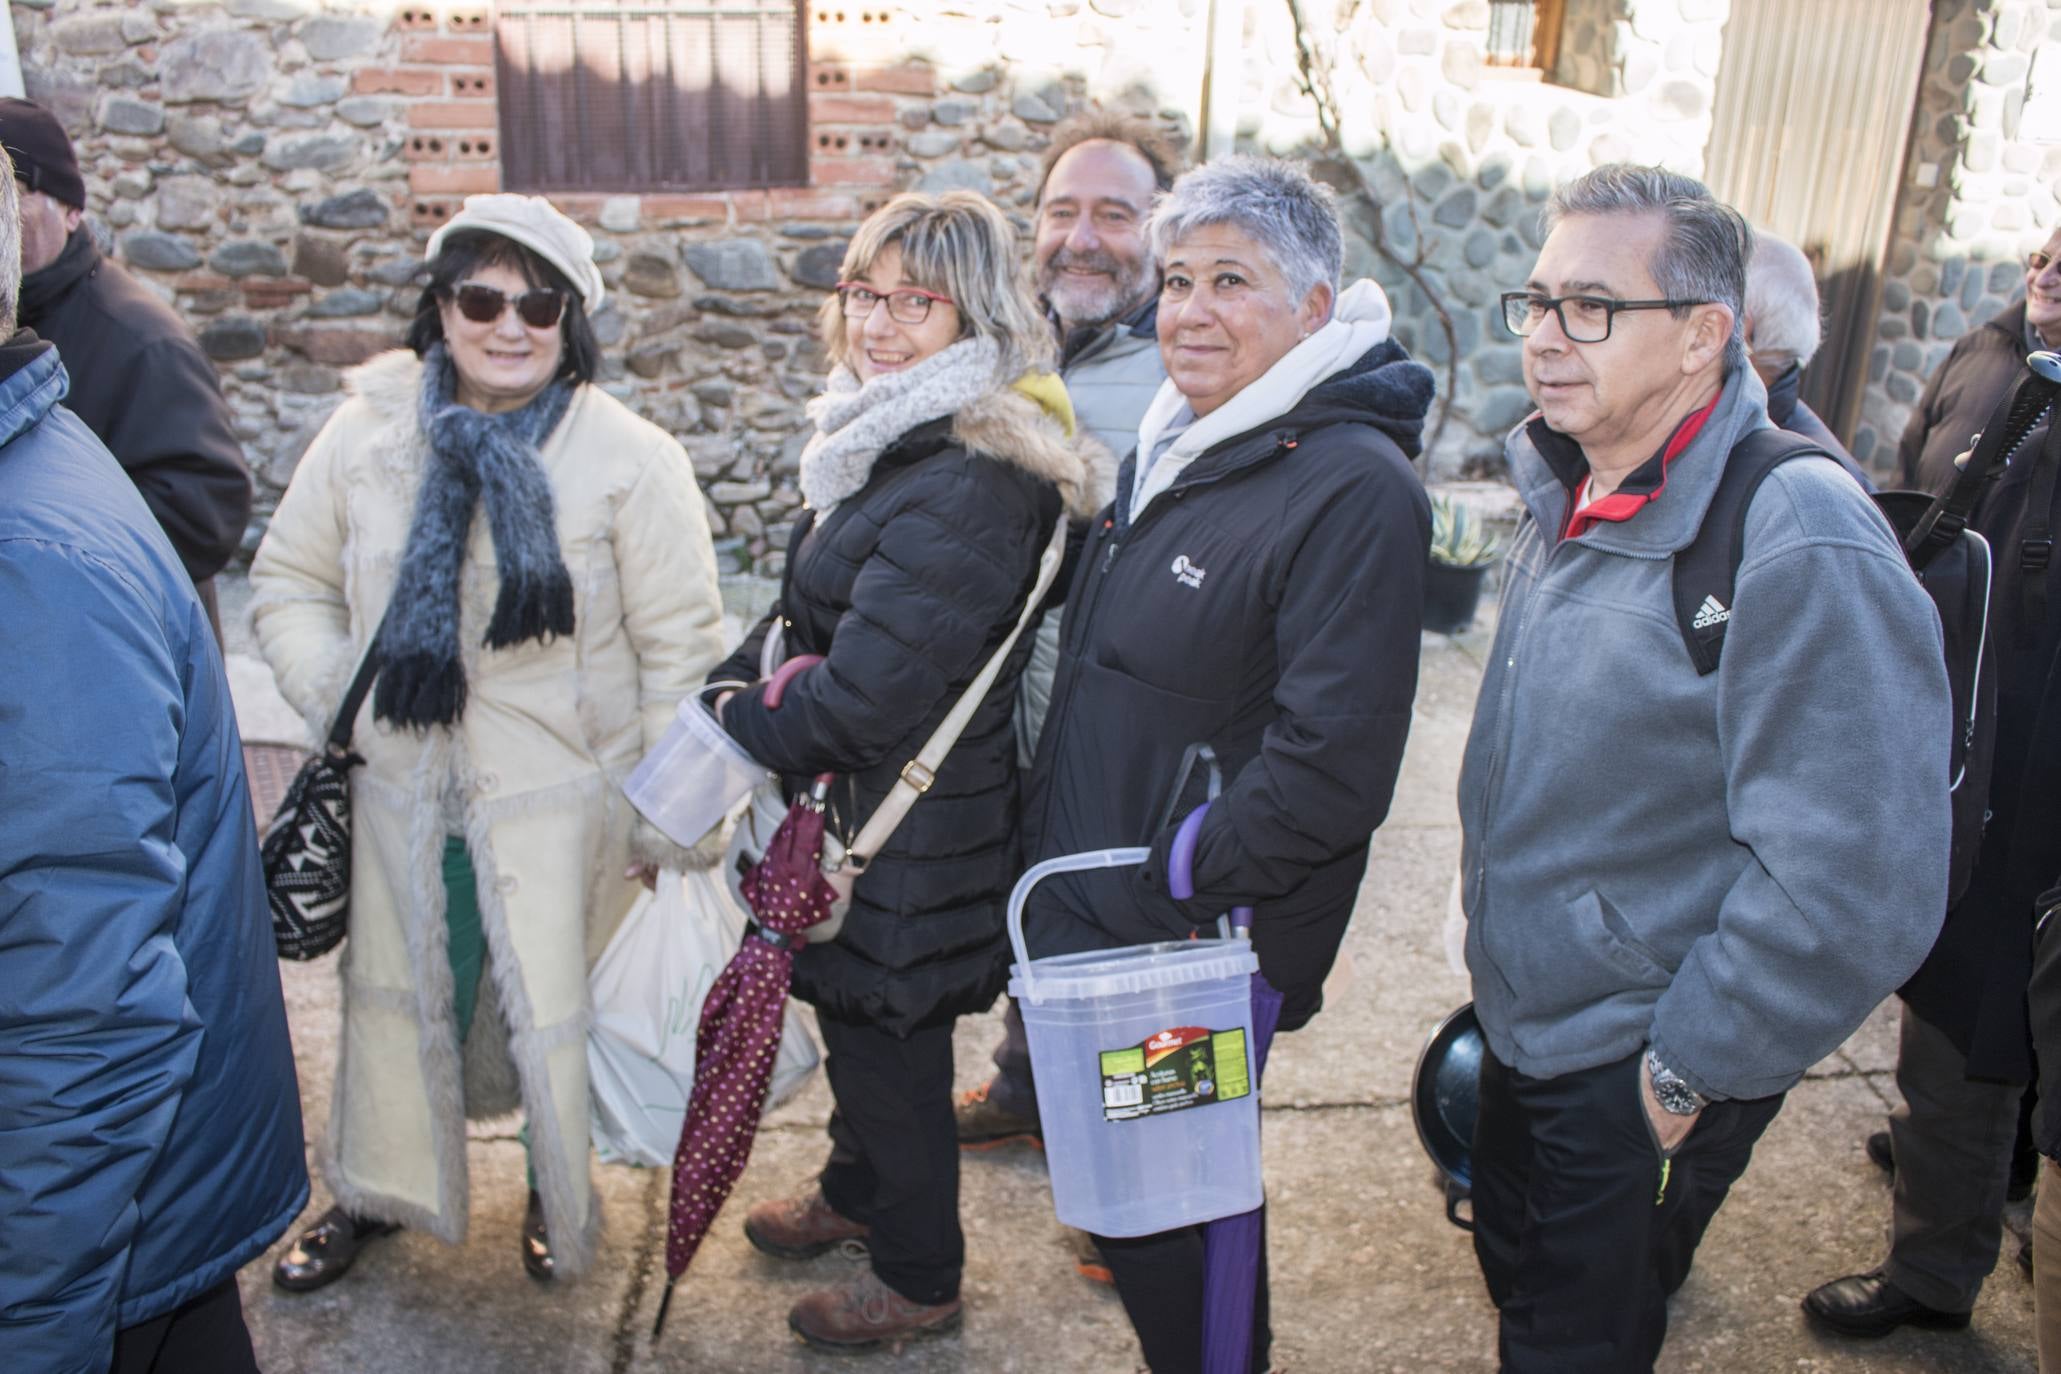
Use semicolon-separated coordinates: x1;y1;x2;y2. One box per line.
1563;394;1721;540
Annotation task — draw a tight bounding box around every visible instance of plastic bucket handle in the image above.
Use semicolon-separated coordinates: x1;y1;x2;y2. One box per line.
1007;842;1239;1005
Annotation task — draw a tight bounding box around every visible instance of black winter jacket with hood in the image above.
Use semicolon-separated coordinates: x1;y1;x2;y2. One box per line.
1020;338;1434;1032
716;386;1110;1036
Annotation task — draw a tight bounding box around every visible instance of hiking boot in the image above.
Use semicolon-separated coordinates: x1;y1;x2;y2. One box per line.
955;1081;1042;1151
1067;1226;1113;1286
787;1268;962;1352
744;1185;869;1260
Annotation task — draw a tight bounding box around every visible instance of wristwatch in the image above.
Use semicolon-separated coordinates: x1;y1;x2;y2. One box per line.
1645;1048;1707;1116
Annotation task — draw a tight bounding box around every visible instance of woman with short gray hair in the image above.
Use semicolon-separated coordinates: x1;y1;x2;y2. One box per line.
1019;154;1436;1373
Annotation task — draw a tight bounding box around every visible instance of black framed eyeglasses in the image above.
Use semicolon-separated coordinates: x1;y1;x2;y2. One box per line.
1500;291;1711;344
836;281;953;325
447;282;568;329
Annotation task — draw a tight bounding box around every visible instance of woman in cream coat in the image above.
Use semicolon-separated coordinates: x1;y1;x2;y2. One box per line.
250;195;724;1289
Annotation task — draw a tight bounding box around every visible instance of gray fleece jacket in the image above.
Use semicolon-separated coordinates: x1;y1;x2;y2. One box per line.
1458;365;1953;1103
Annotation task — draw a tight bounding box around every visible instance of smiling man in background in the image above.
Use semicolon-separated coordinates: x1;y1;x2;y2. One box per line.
960;111;1181;1164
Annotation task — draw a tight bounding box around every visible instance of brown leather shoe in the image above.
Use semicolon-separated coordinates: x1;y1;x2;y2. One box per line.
787;1268;962;1351
743;1185;869;1260
955;1081;1042;1152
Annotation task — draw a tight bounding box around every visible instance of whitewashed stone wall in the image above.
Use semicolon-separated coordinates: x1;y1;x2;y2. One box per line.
1853;0;2061;476
20;0;2024;562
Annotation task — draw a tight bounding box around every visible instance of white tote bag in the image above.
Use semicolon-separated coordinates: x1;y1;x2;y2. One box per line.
588;868;821;1166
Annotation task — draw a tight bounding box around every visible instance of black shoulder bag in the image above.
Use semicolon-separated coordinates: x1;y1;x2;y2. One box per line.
262;635;383;960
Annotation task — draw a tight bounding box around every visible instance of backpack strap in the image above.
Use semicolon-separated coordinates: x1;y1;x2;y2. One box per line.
2022;420;2059;645
1905;366;2046;568
1672;427;1831;676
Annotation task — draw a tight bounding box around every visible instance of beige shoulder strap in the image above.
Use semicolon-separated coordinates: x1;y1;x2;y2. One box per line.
840;514;1069;872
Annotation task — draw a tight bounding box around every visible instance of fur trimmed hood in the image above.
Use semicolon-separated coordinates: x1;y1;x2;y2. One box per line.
952;383;1117;520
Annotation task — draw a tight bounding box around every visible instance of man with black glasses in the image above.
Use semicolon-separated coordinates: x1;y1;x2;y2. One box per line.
1459;164;1954;1371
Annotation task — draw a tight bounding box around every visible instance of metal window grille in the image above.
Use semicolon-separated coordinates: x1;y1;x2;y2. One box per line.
1485;0;1564;71
495;1;808;193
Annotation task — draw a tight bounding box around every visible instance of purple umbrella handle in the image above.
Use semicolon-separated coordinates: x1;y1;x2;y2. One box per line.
1168;802;1209;899
1167;802;1256;934
762;653;825;709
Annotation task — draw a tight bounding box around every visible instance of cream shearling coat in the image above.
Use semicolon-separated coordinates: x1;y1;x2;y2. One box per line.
249;349;725;1275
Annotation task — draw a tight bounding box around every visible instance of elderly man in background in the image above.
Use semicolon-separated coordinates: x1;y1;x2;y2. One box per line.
0;97;251;642
1803;220;2061;1341
1900;224;2061;492
0;141;307;1374
1742;229;1867;482
961;110;1183;1160
1463;165;1952;1371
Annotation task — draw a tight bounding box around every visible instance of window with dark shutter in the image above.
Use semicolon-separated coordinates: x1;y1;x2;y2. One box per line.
1485;0;1564;70
495;0;808;193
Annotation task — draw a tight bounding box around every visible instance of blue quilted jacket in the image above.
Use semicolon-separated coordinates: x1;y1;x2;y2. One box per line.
0;336;306;1372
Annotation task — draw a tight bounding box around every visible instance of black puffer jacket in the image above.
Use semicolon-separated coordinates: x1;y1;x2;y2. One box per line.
717;387;1106;1035
1020;339;1434;1033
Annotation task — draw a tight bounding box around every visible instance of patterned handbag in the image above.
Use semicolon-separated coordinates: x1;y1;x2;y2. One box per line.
262;638;382;961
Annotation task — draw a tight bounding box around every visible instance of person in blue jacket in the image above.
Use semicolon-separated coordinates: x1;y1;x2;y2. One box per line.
0;147;308;1374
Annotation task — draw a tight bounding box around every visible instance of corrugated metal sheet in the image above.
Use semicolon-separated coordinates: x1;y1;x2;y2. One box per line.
496;1;807;193
1703;0;1932;442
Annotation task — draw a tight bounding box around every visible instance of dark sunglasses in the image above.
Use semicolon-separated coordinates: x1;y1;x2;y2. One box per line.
448;281;568;329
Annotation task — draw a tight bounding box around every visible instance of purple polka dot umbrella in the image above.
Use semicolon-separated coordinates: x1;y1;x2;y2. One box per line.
653;660;838;1339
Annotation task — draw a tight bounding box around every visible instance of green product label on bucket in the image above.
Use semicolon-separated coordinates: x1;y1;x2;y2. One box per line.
1098;1025;1251;1122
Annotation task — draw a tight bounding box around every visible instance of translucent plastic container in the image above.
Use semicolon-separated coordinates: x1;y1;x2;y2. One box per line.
1007;849;1263;1238
623;685;765;849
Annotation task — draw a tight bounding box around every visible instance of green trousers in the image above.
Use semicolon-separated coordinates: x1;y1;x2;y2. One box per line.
442;837;533;1187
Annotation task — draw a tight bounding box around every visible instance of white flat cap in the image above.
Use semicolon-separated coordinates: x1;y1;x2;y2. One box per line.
425;193;606;314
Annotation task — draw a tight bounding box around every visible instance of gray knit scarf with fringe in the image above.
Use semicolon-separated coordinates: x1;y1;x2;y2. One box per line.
799;335;1001;515
373;344;576;728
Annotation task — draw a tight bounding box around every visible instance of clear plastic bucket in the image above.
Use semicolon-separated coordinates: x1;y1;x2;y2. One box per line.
1007;849;1263;1237
623;685;766;849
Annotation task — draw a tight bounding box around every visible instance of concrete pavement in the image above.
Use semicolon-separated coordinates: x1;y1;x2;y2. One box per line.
220;578;2038;1374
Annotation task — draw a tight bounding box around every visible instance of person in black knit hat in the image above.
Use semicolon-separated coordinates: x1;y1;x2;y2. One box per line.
0;97;251;643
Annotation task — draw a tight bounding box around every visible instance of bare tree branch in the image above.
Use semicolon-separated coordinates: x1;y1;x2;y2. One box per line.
1283;0;1461;457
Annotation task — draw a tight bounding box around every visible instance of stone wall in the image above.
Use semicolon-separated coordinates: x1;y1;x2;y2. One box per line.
36;0;2002;563
1224;0;1730;476
9;0;1234;575
1852;0;2061;477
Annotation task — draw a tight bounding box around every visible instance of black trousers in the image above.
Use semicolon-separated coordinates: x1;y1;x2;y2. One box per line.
1093;1211;1271;1374
1472;1047;1784;1373
112;1276;258;1374
816;1010;963;1305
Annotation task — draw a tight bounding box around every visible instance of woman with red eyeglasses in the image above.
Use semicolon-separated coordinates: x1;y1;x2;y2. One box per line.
249;195;726;1292
707;190;1109;1351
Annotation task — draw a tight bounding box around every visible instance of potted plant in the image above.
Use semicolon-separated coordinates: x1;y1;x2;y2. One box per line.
1424;492;1502;634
